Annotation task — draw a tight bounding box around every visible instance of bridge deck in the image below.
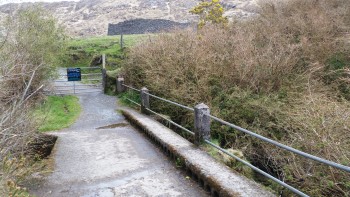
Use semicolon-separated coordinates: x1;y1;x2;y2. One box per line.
29;92;208;196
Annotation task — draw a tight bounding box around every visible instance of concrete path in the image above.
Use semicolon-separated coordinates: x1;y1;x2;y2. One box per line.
30;92;208;197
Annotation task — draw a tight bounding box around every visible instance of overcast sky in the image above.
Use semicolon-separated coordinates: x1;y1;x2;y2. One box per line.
0;0;80;6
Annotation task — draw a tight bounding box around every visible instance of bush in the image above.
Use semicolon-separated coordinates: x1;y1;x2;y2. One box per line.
123;0;350;195
0;6;66;195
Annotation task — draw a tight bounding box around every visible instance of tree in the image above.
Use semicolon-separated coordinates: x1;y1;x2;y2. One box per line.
190;0;228;29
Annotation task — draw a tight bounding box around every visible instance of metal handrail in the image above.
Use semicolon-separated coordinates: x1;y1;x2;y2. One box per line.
122;84;194;111
122;84;141;92
79;67;101;69
144;92;194;112
126;98;141;107
123;96;194;136
146;107;195;136
207;114;350;173
121;84;350;196
204;139;308;197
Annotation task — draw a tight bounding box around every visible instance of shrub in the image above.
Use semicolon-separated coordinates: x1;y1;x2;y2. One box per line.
123;0;350;195
0;6;66;195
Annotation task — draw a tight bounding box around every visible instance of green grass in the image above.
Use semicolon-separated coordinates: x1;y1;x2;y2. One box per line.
63;34;149;68
67;35;147;55
34;95;81;132
118;90;141;109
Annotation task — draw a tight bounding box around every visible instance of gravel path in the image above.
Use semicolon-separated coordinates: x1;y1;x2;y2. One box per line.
30;92;208;197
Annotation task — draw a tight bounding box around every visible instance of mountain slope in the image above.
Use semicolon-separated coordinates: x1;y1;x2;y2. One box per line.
0;0;259;36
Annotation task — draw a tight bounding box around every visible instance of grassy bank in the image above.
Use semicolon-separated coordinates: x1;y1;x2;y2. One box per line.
122;0;350;196
63;35;148;68
34;96;81;132
62;34;148;94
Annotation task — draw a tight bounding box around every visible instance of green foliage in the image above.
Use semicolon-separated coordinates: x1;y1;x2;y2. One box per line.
34;96;81;132
190;0;228;28
118;91;141;109
175;158;185;168
324;53;350;100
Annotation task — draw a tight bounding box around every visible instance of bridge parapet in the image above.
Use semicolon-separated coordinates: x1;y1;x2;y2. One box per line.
122;108;275;197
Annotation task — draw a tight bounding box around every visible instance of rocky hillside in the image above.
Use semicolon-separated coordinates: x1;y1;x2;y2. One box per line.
0;0;259;37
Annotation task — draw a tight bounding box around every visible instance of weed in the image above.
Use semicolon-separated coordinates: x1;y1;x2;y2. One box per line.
175;158;185;168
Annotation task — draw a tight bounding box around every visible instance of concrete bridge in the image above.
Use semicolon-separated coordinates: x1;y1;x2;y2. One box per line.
29;91;274;197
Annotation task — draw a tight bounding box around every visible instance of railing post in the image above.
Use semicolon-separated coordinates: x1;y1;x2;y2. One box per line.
194;103;211;146
141;87;150;114
116;77;126;94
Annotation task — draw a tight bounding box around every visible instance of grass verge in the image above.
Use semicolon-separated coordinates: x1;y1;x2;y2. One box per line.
34;95;81;132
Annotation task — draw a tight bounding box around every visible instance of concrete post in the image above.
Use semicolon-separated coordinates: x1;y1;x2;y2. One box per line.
194;103;211;145
116;77;126;94
141;87;150;114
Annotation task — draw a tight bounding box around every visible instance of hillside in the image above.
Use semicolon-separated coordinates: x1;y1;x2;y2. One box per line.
0;0;259;36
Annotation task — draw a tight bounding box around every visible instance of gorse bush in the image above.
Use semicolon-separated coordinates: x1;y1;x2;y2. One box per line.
124;0;350;196
190;0;228;28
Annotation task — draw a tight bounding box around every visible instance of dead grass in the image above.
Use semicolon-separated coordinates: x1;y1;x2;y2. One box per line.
123;0;350;195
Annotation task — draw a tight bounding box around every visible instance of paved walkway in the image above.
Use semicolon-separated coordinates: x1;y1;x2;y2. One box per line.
30;92;208;197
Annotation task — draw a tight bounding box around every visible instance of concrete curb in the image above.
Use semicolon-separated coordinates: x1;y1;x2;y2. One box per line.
122;108;275;197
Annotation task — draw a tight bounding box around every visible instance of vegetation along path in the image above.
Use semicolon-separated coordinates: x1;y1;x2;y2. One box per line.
30;92;208;196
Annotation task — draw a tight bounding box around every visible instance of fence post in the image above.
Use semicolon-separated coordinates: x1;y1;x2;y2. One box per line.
102;54;106;69
140;87;150;114
120;34;124;50
194;103;211;146
116;77;126;94
102;54;107;94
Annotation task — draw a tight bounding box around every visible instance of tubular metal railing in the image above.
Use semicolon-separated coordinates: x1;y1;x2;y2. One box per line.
121;84;350;197
146;92;195;112
145;107;195;136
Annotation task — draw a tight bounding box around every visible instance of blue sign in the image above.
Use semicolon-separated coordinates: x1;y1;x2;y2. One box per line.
67;68;81;81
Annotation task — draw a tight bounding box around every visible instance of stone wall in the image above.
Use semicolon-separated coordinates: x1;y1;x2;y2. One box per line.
107;19;191;35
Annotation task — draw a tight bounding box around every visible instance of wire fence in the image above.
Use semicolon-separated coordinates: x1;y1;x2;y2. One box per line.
121;84;350;197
